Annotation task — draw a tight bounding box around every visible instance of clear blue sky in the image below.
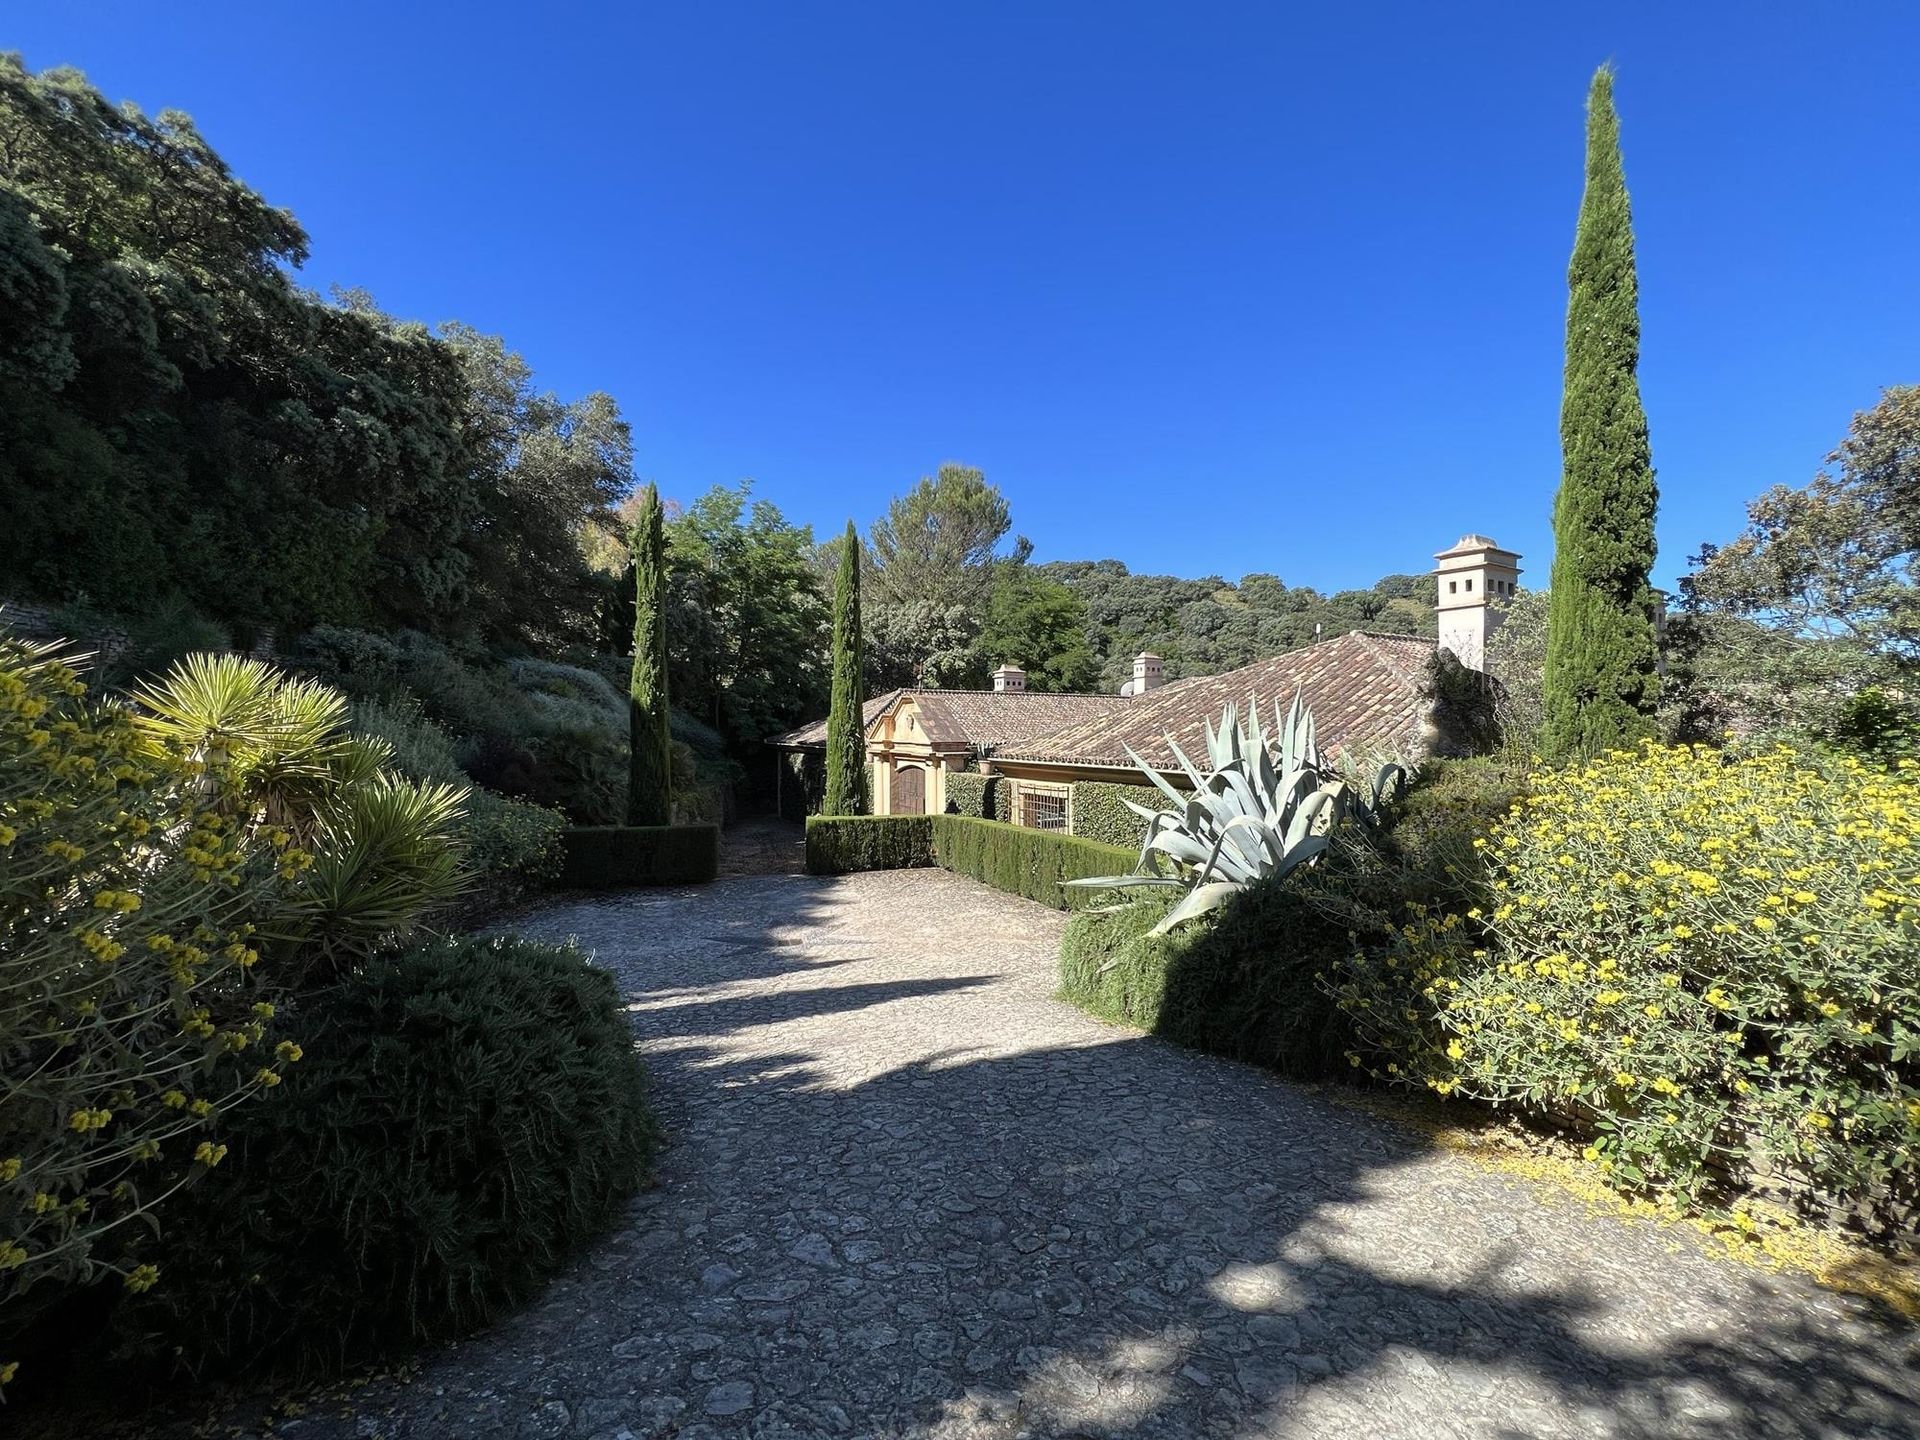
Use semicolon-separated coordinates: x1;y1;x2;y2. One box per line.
13;4;1919;593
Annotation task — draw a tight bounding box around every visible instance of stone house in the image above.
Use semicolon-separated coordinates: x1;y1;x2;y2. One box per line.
772;533;1519;831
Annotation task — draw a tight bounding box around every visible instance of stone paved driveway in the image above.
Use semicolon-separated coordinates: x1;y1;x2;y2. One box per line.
99;866;1920;1439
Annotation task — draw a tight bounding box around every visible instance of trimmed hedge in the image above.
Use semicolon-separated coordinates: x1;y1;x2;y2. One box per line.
558;823;719;887
1068;779;1171;850
942;771;1002;821
803;814;1134;911
931;816;1136;912
1059;863;1378;1077
805;814;934;873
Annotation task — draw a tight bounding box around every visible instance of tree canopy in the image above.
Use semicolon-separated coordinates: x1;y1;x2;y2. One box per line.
0;55;624;646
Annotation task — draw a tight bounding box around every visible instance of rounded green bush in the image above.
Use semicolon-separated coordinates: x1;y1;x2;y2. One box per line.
125;935;654;1375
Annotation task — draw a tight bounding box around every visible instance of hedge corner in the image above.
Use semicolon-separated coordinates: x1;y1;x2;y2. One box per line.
558;823;720;888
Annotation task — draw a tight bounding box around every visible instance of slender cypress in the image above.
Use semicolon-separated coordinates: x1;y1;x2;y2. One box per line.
627;483;673;825
823;521;869;816
1541;65;1662;761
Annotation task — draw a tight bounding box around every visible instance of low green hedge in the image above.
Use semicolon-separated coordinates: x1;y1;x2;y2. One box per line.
557;823;719;887
803;814;1133;911
1059;865;1377;1078
1068;779;1170;850
942;772;1002;821
931;816;1135;911
805;814;934;873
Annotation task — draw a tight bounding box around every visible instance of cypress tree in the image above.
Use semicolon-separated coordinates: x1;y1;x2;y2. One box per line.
627;483;673;826
823;521;870;816
1541;65;1662;761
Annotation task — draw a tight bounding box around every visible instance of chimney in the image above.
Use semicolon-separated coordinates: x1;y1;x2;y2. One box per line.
1433;533;1522;671
992;662;1026;694
1131;652;1164;695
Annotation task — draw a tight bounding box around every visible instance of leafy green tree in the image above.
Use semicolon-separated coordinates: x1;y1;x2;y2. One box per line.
0;56;623;648
1540;65;1662;761
824;521;869;816
978;563;1100;691
1680;385;1920;739
663;483;828;744
627;485;672;826
864;464;1015;683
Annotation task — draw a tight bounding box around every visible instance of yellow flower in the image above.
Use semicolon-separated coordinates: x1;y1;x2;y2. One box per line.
124;1264;160;1293
193;1141;228;1168
275;1041;304;1063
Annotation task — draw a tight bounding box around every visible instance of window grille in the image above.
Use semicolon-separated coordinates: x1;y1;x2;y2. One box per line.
1021;789;1068;832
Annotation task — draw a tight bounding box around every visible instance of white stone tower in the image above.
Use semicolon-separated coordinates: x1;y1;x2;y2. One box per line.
1433;534;1522;671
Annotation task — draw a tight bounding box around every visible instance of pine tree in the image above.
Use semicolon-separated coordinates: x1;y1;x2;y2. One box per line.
823;521;870;815
1541;65;1662;761
627;483;673;825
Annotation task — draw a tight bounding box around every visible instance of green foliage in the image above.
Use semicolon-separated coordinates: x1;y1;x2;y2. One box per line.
1331;745;1920;1225
1068;781;1169;849
942;772;1002;821
659;483;829;747
48;596;233;689
1681;386;1920;740
931;817;1136;912
824;521;869;816
457;788;564;895
1058;873;1359;1079
804;815;934;874
1825;687;1920;767
976;563;1100;692
557;824;719;888
1;638;298;1309
0;57;623;646
1541;66;1662;761
295;629;629;826
627;485;672;826
1379;755;1528;912
1036;560;1436;693
779;750;826;822
802;813;1133;910
129;655;468;978
122;935;655;1376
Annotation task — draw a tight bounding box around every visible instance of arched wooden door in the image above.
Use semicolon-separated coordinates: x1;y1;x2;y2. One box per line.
892;764;926;814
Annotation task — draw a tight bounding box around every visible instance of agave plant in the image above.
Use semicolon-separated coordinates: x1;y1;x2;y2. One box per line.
1066;688;1404;933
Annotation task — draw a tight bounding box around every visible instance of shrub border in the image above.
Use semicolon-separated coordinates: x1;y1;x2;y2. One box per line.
557;823;720;887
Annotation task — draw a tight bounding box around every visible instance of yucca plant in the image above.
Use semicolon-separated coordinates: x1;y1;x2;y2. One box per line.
1066;689;1404;932
132;653;470;975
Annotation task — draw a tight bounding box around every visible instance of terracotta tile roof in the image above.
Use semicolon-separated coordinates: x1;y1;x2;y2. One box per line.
907;689;1131;750
993;632;1436;770
768;688;1127;751
769;690;903;749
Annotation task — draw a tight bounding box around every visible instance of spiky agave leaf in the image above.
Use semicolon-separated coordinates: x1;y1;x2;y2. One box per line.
1066;691;1363;929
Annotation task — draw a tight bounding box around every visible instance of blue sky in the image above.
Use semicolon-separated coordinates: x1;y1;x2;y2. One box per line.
13;4;1919;593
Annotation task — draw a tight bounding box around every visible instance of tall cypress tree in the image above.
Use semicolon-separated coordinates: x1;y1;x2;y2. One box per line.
823;521;870;816
627;483;673;825
1541;65;1662;761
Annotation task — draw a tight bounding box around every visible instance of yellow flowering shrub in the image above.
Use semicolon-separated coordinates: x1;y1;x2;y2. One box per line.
1332;743;1920;1221
0;639;308;1317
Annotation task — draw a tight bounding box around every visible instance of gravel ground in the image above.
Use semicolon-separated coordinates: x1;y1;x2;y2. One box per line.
48;855;1920;1439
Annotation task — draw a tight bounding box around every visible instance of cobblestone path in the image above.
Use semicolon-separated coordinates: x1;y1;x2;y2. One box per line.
102;866;1920;1438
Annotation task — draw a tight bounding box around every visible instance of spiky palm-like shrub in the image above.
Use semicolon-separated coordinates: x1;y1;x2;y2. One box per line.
132;654;468;977
120;934;655;1376
823;521;869;815
627;483;672;826
1541;65;1662;760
